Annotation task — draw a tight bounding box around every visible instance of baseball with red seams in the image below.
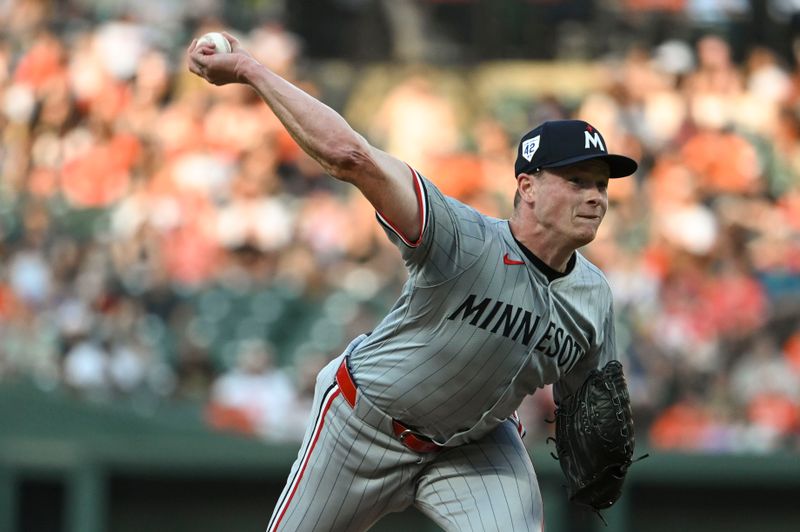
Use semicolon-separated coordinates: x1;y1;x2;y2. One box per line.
197;32;231;53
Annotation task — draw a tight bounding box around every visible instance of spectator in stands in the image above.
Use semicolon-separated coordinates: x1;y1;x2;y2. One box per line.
208;339;302;441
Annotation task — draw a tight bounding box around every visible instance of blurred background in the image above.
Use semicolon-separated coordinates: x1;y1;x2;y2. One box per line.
1;0;800;531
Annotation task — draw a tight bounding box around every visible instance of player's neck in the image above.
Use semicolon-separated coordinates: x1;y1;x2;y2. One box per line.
508;217;575;273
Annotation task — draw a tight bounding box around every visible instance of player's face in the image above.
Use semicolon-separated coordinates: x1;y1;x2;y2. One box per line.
534;160;610;247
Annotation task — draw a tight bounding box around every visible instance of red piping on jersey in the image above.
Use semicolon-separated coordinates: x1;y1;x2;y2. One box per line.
336;361;357;407
269;387;340;531
375;165;427;247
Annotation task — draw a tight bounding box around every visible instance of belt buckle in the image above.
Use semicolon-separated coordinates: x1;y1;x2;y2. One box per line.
398;427;440;454
397;428;414;443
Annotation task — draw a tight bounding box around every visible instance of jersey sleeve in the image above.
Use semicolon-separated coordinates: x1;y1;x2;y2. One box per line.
375;167;487;286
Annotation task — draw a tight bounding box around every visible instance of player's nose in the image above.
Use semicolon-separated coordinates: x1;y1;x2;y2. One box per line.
585;191;601;206
585;184;607;205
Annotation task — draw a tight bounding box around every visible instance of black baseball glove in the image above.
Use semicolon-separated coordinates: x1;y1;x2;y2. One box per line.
549;361;644;516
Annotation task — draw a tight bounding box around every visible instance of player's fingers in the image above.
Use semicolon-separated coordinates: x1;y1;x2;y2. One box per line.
196;42;216;55
221;31;239;51
187;38;198;54
187;53;209;77
186;44;199;73
187;56;202;77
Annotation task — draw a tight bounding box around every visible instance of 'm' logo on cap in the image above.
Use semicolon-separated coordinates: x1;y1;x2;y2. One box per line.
584;130;605;151
521;136;540;162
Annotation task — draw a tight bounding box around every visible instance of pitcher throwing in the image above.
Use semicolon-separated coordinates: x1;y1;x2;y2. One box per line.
188;32;639;532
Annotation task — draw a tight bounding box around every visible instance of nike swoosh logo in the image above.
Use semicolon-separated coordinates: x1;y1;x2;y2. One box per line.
503;253;525;265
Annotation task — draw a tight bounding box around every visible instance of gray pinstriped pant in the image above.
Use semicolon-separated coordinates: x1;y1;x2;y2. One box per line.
266;351;544;532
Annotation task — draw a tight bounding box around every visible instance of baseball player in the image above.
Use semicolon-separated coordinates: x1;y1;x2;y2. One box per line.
188;33;638;532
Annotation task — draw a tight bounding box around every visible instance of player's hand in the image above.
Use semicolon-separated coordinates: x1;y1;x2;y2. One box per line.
187;32;257;86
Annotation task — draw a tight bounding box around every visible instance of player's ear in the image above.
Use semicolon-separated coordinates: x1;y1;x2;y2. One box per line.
516;172;536;205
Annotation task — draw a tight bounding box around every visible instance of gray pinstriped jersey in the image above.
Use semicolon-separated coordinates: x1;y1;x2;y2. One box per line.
347;169;617;447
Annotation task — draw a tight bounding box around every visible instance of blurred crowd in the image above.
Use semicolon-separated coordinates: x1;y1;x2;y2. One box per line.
1;0;800;451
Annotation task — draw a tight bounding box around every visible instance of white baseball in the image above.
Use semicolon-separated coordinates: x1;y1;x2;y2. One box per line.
197;32;231;54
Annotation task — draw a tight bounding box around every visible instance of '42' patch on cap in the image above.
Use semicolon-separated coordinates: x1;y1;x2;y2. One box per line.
521;135;540;162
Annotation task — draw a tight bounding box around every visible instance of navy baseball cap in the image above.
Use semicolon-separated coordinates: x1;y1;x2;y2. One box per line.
514;119;638;178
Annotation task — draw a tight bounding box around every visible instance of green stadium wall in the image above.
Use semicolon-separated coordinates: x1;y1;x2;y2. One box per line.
1;382;798;532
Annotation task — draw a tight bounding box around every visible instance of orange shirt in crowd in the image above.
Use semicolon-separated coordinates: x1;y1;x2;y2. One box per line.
649;400;712;450
681;130;760;195
748;393;799;434
624;0;685;11
60;133;140;207
14;34;64;89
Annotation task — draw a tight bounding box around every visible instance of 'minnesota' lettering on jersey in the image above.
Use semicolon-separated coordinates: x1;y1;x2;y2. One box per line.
447;294;586;369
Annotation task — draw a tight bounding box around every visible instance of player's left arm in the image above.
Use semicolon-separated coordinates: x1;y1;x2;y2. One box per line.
550;300;640;513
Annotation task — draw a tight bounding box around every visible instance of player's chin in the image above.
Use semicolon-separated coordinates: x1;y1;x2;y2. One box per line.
572;227;599;247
